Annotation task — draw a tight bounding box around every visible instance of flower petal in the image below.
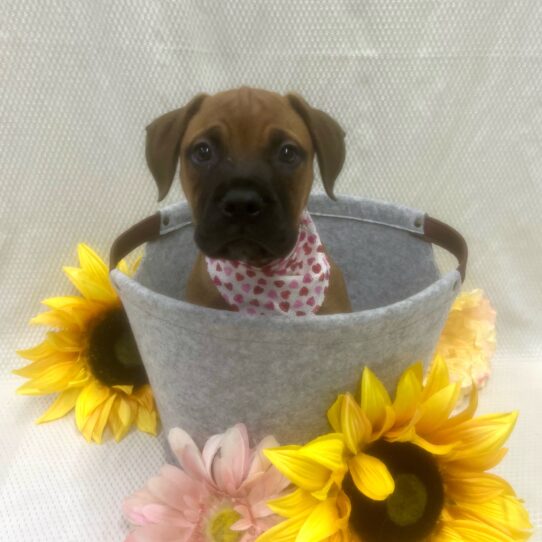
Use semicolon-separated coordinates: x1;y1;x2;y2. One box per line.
109;395;137;442
297;433;345;472
37;387;81;423
16;362;82;395
451;495;532;539
264;446;333;494
444;447;508;473
168;428;208;482
410;434;456;456
327;394;345;434
267;488;319;519
255;512;308;542
340;394;371;455
90;393;117;443
348;452;395;501
136;407;158;436
63;266;117;304
360;367;395;439
220;423;251;490
416;383;461;435
393;362;423;427
75;380;111;430
422;355;450;401
297;497;342;542
444;472;516;504
77;244;109;284
444;412;518;461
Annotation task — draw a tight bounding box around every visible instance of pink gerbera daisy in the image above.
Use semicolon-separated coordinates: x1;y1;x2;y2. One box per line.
123;424;289;541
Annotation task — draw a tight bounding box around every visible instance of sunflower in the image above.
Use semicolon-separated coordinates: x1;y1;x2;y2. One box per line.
14;244;158;444
259;357;532;541
434;289;496;397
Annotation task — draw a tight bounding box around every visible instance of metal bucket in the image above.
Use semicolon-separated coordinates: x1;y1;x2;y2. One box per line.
110;194;466;445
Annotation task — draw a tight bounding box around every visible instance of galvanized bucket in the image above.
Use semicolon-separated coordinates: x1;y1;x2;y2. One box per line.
110;194;467;445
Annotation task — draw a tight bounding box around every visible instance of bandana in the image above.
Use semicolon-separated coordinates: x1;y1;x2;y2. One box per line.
205;211;330;316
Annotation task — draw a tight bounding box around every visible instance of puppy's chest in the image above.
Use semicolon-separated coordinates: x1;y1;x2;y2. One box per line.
205;213;331;316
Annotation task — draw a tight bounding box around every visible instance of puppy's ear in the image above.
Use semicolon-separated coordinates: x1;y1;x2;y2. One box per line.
145;94;207;201
286;93;345;200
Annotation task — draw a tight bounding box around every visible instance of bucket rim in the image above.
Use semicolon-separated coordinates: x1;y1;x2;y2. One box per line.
111;265;460;332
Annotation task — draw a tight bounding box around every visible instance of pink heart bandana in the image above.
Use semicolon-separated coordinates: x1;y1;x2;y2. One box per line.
205;211;330;316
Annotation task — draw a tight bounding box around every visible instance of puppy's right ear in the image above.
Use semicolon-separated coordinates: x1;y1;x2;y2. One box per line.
145;94;207;201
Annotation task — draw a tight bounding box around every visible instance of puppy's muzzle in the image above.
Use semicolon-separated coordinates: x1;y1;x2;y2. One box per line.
195;168;296;263
219;187;265;222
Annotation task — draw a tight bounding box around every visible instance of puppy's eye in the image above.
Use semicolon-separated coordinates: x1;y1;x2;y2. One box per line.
191;142;213;163
278;143;300;165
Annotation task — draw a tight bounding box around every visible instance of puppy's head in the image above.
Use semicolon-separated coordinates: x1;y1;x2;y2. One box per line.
145;87;345;264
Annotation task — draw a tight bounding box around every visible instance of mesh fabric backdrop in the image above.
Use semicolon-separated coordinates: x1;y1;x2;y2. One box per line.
1;1;541;540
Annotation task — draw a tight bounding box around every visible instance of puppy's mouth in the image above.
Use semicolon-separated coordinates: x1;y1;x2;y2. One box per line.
218;238;275;265
195;229;298;266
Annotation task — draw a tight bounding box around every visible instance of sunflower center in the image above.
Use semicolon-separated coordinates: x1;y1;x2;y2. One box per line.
206;507;242;542
87;308;149;388
386;473;427;526
345;441;444;542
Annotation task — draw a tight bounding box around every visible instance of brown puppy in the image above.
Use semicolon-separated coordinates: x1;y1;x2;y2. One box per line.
145;87;351;315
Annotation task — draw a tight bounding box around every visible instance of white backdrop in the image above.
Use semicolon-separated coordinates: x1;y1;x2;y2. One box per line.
1;1;541;540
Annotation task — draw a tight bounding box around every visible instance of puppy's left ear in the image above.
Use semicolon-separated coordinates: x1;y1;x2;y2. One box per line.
145;94;207;201
287;93;346;200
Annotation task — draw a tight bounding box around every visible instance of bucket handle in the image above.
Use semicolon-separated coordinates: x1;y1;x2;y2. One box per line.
109;211;468;282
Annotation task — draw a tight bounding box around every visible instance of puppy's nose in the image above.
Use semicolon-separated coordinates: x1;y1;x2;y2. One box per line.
220;189;265;220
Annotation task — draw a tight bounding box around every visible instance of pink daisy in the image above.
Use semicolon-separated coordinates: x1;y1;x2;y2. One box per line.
123;424;290;541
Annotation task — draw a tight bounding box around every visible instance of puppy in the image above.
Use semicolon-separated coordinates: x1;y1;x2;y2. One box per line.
145;87;351;315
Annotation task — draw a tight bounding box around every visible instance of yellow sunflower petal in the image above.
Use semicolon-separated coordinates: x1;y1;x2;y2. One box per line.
16;362;82;395
327;394;345;434
40;297;104;329
117;259;130;275
112;385;134;395
444;447;508;473
77;243;109;284
297;433;346;472
136;406;158;436
360;367;395;439
340;393;371;455
16;339;57;361
255;512;309;542
75;380;112;430
41;296;93;313
267;489;319;519
348;452;395;501
445;411;518;461
422;355;450;401
264;446;334;494
431;522;464;541
63;266;117;304
297;497;343;542
410;434;456;456
452;495;532;540
44;330;82;351
13;354;78;378
133;385;155;411
393;362;423;427
65;366;91;389
109;395;137;442
444;472;516;504
432;518;515;542
81;406;102;443
30;310;82;330
445;385;479;430
89;393;117;444
416;382;461;435
37;387;81;423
